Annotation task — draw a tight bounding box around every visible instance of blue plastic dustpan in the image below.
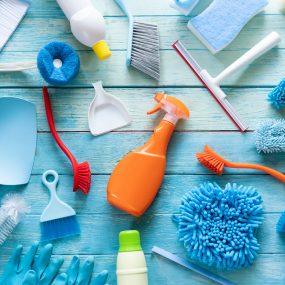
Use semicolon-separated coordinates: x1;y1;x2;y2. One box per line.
0;97;37;185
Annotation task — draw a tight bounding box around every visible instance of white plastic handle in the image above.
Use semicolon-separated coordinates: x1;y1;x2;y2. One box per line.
214;32;281;85
42;170;59;196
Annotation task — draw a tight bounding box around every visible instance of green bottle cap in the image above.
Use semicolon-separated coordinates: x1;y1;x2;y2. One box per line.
119;230;142;252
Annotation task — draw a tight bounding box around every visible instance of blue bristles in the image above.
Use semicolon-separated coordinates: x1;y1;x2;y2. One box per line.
256;119;285;154
173;182;263;270
276;212;285;233
267;78;285;108
41;216;80;242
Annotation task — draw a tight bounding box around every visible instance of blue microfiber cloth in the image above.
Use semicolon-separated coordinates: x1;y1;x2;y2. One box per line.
169;0;200;16
267;78;285;108
37;42;80;86
255;119;285;154
188;0;268;54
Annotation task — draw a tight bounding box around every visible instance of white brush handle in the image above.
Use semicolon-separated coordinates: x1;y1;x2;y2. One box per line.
214;32;281;85
0;61;37;72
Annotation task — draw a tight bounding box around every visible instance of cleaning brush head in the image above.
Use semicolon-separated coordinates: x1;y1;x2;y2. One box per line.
256;119;285;154
173;182;263;269
196;145;226;175
267;78;285;108
0;194;30;245
131;22;160;80
74;161;91;194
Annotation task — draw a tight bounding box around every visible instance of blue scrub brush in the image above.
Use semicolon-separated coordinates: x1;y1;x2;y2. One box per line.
256;119;285;153
173;182;263;270
40;170;80;242
267;78;285;108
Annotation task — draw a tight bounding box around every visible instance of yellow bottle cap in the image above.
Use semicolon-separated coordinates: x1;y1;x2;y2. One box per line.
92;40;112;60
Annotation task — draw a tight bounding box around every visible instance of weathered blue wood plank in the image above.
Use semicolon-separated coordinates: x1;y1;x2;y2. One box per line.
0;49;283;87
20;132;285;175
2;15;285;52
0;213;284;255
0;87;283;132
1;253;284;285
0;175;284;215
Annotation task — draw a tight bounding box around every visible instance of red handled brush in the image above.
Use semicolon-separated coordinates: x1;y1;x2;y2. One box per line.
43;87;91;194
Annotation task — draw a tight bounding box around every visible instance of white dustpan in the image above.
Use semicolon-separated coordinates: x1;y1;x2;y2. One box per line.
88;81;131;136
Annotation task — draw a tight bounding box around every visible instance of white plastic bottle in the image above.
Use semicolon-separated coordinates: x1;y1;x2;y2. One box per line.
117;230;148;285
56;0;111;60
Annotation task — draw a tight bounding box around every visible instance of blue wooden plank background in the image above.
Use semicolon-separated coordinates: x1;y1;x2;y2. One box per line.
1;0;285;284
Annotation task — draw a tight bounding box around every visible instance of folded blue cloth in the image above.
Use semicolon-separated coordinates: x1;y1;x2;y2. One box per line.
188;0;268;54
170;0;200;15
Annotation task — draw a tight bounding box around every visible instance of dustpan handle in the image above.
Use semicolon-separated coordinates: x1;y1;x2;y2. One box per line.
214;32;281;85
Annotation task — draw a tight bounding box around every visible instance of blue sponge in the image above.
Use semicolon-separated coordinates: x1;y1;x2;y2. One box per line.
37;42;80;85
188;0;268;54
173;182;263;270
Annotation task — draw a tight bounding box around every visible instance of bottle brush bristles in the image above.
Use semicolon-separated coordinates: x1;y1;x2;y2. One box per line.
173;182;263;270
0;194;30;245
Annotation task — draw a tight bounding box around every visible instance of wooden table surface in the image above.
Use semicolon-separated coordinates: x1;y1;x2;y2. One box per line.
1;0;285;284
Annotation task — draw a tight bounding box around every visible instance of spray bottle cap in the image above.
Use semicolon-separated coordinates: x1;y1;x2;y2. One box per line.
147;92;190;121
92;40;112;60
119;230;142;252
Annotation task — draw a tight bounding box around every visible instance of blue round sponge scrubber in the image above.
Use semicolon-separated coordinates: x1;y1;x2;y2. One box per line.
37;42;80;85
173;182;263;270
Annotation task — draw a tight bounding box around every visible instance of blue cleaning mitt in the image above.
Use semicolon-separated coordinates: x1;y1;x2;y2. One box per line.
256;119;285;154
267;78;285;108
188;0;268;54
173;182;263;270
37;42;80;85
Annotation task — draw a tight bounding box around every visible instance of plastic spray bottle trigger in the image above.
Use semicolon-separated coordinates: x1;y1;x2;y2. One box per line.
107;92;190;217
117;230;148;285
56;0;111;60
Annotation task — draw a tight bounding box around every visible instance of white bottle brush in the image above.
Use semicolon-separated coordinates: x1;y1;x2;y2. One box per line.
0;194;30;245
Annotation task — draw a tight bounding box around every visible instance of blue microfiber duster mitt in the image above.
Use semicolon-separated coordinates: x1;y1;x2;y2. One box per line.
173;182;263;270
37;42;80;85
256;119;285;154
188;0;268;54
267;78;285;108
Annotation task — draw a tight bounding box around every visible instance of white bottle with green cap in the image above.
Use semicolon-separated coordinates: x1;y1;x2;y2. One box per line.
117;230;148;285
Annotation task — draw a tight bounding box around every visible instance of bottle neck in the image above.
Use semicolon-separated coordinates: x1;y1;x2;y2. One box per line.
137;120;176;156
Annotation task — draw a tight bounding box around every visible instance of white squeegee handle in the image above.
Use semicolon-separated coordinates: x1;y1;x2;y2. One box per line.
214;32;281;85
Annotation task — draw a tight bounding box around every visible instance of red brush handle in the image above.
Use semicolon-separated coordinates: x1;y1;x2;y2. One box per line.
42;86;78;166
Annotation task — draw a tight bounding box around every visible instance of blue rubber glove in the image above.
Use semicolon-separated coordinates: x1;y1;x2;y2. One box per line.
65;256;108;285
0;242;39;285
0;242;64;285
22;271;68;285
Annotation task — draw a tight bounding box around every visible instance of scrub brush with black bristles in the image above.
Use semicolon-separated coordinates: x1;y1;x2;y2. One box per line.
114;0;160;80
0;194;30;245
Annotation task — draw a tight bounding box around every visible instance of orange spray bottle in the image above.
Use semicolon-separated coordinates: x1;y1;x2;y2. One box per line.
107;92;190;217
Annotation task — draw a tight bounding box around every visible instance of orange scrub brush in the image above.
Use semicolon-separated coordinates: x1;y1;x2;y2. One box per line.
197;145;285;183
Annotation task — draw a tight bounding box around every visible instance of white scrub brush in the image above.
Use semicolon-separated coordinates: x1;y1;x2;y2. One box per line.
0;194;30;245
